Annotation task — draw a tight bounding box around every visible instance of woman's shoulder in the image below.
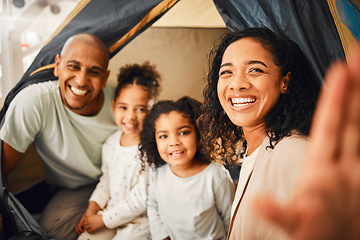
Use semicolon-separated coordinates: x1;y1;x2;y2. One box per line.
261;135;309;169
274;134;309;153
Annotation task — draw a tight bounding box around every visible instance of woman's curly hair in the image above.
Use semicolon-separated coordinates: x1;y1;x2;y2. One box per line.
139;96;209;170
114;61;162;101
198;27;321;164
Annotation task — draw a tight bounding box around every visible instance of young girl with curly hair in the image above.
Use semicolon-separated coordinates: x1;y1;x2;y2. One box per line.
198;27;321;239
139;96;235;240
76;62;161;240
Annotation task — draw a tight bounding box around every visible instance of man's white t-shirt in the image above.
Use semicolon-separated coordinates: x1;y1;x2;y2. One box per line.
0;80;118;189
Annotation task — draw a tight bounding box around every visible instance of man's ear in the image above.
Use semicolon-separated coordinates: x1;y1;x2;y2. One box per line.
280;72;291;94
54;54;61;77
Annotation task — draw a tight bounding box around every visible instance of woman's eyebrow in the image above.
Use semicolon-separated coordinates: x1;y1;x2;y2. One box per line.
220;62;233;69
246;60;268;68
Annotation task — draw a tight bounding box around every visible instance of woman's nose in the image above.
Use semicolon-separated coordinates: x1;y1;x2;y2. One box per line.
229;73;251;90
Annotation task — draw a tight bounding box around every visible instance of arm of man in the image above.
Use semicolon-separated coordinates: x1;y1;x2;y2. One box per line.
2;141;24;186
0;83;49;186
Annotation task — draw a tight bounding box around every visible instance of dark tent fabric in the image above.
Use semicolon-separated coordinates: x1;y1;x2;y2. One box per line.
213;0;347;84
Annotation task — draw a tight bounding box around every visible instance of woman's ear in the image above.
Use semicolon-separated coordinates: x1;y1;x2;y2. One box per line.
280;72;291;94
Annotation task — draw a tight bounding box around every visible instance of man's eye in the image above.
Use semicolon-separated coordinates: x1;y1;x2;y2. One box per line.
68;64;80;70
89;70;101;75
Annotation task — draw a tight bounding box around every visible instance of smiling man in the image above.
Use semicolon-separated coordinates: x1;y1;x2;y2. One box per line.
0;33;119;239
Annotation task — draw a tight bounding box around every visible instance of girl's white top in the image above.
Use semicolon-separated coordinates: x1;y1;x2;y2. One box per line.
147;162;235;240
90;130;149;229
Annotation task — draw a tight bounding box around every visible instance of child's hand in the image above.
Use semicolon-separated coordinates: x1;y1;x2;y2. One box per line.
75;214;86;235
82;214;106;233
76;202;101;235
85;201;101;216
253;44;360;239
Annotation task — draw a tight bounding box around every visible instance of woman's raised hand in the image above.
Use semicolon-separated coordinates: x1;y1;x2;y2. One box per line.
253;44;360;240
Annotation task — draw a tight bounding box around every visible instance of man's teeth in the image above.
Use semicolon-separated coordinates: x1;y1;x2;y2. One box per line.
71;87;87;96
231;97;255;106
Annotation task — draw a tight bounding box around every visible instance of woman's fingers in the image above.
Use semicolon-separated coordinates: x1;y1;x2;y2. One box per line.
309;61;348;163
252;195;298;234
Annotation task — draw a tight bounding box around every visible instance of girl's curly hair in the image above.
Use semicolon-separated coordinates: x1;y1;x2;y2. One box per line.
198;27;321;164
139;96;209;170
114;61;162;101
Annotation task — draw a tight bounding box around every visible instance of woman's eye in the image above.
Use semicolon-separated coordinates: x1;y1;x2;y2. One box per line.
249;68;264;73
219;70;232;76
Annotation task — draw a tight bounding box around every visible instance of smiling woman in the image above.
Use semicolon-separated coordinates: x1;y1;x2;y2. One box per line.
199;27;322;240
217;37;290;152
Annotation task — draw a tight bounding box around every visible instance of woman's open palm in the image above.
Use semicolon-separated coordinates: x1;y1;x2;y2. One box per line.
254;44;360;240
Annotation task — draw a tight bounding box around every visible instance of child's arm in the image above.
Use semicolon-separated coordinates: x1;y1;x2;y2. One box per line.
88;144;111;208
100;165;150;228
76;143;111;235
214;167;236;234
85;201;101;216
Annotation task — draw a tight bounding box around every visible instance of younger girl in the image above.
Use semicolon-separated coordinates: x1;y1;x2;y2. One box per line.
76;62;161;240
139;96;235;240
